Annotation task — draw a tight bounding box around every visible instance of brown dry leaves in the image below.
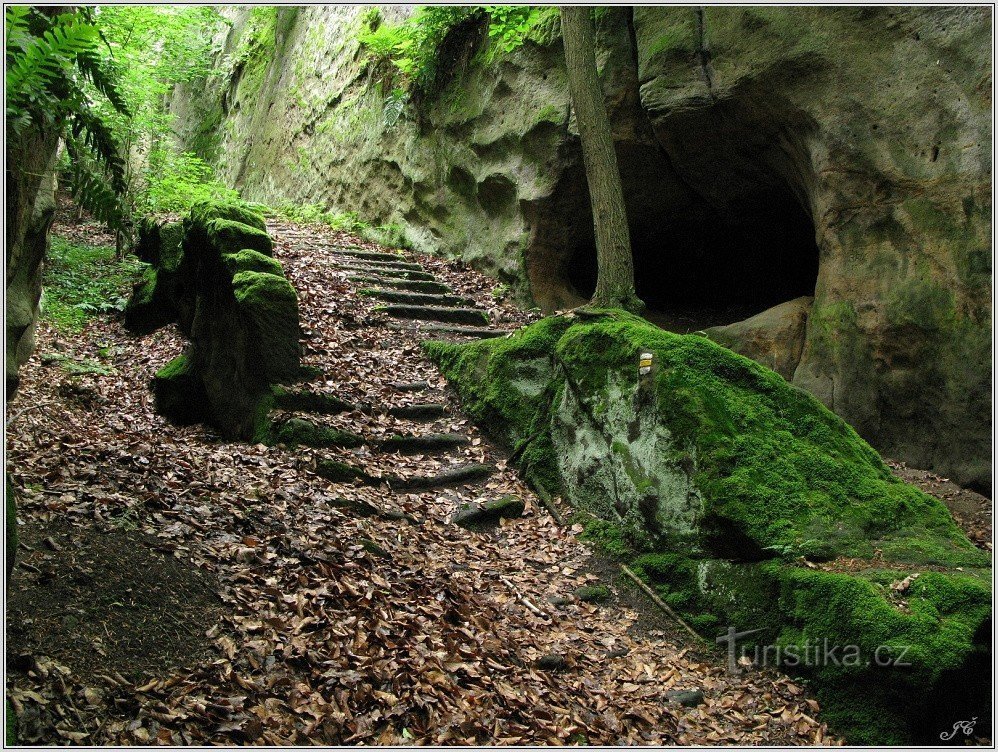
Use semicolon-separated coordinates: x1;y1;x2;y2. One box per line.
7;218;835;745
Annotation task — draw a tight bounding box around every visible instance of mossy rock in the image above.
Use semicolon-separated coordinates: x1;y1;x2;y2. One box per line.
158;222;185;273
232;271;301;381
206;218;273;257
135;218;185;271
188;199;267;232
152;354;208;425
222;249;285;278
123;267;177;334
426;309;992;743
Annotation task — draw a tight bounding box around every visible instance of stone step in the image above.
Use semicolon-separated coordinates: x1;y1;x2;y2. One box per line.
391;463;495;491
377;432;469;454
333;256;424;272
338;265;436;282
272;418;364;448
382;304;489;327
272;386;361;415
392;380;431;393
390;322;510;339
348;276;453;295
388;403;447;421
331;247;409;264
315;458;494;490
360;288;474;308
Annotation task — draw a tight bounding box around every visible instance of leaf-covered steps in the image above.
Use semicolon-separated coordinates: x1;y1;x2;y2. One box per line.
337;265;437;282
348;277;453;295
378;433;468;453
388;403;447;421
332;257;425;272
359;288;475;308
380;304;489;327
316;459;494;489
330;247;407;264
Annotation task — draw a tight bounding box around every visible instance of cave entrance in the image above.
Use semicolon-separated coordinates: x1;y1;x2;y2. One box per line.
526;95;820;332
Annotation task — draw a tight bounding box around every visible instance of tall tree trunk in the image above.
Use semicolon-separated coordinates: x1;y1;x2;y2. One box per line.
559;6;642;312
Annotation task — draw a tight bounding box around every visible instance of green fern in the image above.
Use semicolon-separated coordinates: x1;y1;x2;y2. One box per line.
6;7;130;237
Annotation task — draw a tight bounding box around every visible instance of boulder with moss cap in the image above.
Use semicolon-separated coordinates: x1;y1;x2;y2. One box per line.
424;308;991;744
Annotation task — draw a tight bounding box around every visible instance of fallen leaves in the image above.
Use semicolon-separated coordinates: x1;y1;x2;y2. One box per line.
6;216;841;746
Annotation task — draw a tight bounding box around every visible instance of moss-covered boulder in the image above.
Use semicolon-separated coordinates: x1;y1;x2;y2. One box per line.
425;309;991;743
130;201;301;440
205;218;273;257
124;219;185;334
188;199;268;233
223;249;285;278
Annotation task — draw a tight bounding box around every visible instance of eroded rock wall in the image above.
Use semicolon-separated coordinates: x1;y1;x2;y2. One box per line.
172;6;991;491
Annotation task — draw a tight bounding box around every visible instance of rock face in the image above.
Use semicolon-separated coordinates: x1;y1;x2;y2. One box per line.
704;296;812;381
425;309;991;744
170;7;990;490
6;128;59;394
128;201;302;439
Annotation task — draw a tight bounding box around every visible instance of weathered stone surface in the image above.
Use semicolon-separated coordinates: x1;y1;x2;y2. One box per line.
6;131;58;394
704;296;812;381
451;495;526;528
426;310;991;743
173;6;990;491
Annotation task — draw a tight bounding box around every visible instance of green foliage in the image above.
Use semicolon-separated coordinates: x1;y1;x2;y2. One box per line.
41;236;144;331
139;150;240;214
358;5;555;97
6;7;130;236
270;203;372;233
383;87;407;127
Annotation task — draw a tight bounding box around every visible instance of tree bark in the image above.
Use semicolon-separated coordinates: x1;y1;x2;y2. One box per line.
559;6;642;312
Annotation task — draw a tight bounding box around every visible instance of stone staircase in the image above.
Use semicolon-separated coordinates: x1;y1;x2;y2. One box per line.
266;243;519;526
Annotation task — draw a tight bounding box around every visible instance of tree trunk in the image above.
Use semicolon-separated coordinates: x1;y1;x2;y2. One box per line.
559;6;642;312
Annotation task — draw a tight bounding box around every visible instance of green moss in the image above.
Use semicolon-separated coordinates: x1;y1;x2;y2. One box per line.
206;219;274;257
159;223;185;273
427;309;991;743
574;584;611;603
272;418;363;449
232;271;301;381
188;200;267;232
576;514;633;557
222;249;285;278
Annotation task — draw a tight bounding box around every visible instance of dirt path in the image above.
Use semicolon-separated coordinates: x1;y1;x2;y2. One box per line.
7;219;843;745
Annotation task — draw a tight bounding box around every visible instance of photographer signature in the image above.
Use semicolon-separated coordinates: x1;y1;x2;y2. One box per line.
940;717;977;741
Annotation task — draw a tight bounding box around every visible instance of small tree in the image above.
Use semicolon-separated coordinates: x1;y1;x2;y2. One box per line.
559;6;642;312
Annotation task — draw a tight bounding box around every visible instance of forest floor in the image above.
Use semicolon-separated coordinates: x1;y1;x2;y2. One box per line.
5;212;989;745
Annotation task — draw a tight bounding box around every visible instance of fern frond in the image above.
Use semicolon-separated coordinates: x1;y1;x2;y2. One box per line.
69;106;127;193
76;50;129;116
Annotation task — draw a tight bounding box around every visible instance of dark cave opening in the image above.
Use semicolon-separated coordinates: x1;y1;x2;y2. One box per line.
525;95;821;332
564;181;820;332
